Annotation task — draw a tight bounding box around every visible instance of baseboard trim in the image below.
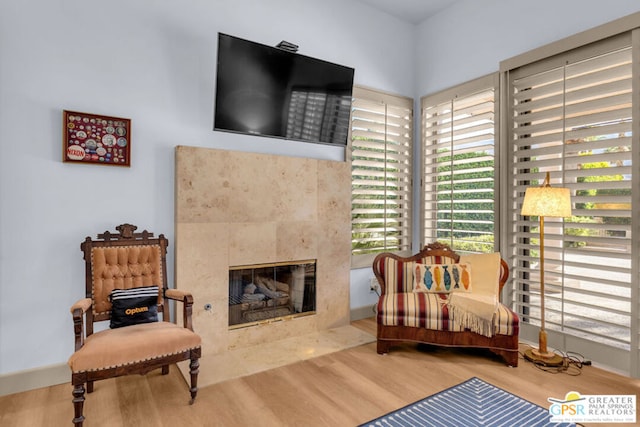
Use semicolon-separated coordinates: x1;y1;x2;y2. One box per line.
350;304;376;321
0;363;69;396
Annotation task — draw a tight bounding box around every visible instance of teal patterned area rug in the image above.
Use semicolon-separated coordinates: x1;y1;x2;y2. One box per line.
360;377;575;427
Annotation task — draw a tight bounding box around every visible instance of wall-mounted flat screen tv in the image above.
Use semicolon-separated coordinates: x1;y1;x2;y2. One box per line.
214;33;355;146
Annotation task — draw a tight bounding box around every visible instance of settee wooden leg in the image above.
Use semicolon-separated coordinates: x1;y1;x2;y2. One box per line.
377;340;390;354
504;351;519;367
162;365;169;375
490;349;519;367
86;380;94;394
72;383;86;426
189;357;199;404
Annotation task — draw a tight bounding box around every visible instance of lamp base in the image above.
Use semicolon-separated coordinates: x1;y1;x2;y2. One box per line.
523;348;564;367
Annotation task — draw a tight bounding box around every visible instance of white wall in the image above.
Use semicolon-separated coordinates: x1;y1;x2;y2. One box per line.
0;0;414;376
417;0;640;96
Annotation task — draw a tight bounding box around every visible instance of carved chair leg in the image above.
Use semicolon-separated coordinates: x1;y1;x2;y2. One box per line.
189;357;200;404
162;365;169;375
72;383;86;426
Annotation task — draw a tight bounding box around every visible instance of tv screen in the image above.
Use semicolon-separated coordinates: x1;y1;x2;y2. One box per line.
214;33;355;146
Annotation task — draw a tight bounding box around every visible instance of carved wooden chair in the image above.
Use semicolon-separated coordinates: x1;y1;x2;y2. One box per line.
67;224;202;426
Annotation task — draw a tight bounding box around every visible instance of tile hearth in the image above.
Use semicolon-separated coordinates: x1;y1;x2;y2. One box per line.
178;325;375;387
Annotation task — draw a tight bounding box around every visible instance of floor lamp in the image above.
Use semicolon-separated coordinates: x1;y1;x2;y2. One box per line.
520;172;572;366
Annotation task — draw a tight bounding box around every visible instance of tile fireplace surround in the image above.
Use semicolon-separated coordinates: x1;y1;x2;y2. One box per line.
174;146;353;360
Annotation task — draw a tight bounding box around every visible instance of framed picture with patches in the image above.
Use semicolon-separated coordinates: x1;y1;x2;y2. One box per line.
62;110;131;167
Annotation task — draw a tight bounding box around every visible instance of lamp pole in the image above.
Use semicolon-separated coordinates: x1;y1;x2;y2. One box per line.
538;214;548;355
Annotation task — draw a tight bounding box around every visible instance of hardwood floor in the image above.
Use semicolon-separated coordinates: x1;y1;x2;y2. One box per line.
2;318;639;426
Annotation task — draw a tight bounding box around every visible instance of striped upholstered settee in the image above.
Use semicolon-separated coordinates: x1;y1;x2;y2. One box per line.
372;242;519;366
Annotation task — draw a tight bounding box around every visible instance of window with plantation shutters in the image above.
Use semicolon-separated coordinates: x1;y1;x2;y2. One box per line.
350;86;413;268
421;74;498;254
506;33;636;372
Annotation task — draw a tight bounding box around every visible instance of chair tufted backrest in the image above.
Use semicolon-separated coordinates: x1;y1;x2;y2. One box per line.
91;245;163;316
81;224;169;332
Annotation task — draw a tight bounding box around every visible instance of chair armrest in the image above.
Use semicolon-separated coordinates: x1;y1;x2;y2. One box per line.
70;298;92;315
164;289;195;331
70;298;92;351
165;288;194;302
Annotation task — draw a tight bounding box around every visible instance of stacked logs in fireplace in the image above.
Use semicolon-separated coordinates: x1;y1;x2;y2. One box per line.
228;260;316;328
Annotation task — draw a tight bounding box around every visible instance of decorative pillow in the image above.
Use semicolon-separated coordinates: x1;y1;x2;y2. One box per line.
459;252;501;296
109;285;159;329
413;263;472;293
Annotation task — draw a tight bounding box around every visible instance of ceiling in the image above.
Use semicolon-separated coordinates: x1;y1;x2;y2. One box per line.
357;0;460;25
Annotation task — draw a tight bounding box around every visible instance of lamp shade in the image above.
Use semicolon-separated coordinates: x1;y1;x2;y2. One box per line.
521;186;572;217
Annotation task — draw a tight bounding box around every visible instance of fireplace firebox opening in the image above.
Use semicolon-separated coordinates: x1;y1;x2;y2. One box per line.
229;260;316;328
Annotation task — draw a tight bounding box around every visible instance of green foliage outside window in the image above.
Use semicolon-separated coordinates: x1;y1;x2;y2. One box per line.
434;150;495;253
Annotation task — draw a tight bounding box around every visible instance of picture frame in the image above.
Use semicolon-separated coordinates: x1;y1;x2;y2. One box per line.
63;110;131;167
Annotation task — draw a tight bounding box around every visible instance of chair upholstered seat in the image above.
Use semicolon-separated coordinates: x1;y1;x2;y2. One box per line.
377;292;519;336
378;292;450;330
68;322;201;373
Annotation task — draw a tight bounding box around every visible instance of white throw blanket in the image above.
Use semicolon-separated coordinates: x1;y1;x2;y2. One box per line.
448;292;498;338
